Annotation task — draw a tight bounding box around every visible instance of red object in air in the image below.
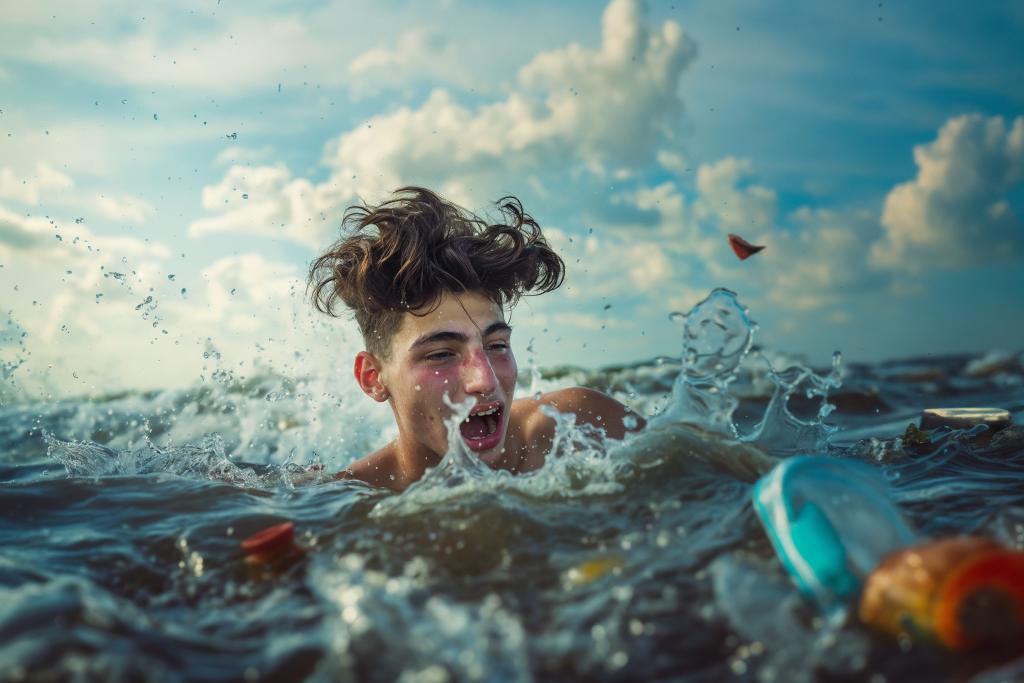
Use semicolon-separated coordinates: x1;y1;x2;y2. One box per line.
728;233;765;260
242;521;295;558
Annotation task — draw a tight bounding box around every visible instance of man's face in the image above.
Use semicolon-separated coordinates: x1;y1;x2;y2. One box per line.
378;290;518;466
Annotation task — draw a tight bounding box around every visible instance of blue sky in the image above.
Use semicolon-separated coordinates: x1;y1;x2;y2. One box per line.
1;0;1022;396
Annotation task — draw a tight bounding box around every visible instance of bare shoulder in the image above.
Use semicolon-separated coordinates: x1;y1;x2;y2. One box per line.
509;387;646;471
335;445;403;491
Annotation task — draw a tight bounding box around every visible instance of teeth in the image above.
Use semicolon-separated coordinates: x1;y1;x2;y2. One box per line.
473;406;498;417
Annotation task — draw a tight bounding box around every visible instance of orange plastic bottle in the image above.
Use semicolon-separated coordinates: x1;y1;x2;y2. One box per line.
859;537;1024;651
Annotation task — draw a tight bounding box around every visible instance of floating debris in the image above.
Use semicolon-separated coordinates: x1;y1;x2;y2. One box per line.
562;555;625;589
727;233;765;260
903;423;932;447
920;407;1012;432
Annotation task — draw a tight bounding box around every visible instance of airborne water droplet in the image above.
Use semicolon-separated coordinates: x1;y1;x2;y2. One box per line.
168;274;176;281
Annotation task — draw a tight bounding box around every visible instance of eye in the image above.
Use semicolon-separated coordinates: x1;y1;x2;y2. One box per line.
487;341;510;353
425;350;455;362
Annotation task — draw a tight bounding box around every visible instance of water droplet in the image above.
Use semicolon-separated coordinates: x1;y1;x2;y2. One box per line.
167;274;176;281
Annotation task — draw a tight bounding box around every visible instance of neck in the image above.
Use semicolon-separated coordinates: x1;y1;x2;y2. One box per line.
391;436;444;489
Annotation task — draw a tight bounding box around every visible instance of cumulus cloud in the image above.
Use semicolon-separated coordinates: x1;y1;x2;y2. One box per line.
757;207;880;311
608;157;886;315
872;113;1024;270
11;12;345;94
694;157;777;234
348;28;467;93
179;253;302;333
188;164;341;249
0;205;56;251
0;163;74;205
545;226;680;301
94;193;155;224
191;0;698;248
0;197;335;394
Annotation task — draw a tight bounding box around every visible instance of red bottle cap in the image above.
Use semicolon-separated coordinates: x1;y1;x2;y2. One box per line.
241;521;295;558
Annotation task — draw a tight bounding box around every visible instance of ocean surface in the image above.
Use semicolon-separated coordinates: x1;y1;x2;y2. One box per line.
2;289;1023;682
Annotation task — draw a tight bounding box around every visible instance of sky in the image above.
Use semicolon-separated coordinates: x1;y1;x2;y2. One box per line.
1;0;1022;398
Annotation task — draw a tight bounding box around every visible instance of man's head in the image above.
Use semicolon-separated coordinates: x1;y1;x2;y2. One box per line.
308;187;564;461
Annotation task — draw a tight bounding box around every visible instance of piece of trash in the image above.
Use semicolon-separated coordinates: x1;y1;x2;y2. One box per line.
920;407;1012;432
752;456;916;609
241;521;301;565
859;536;1024;651
562;555;625;589
727;233;765;260
903;423;932;447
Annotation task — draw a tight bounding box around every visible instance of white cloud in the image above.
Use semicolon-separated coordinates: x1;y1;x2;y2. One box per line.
188;164;340;249
872;113;1024;269
348;28;467;93
0;196;337;394
548;227;680;301
187;253;301;328
192;0;698;248
0;163;74;205
758;207;879;311
694;156;777;234
13;12;342;94
94;193;155;224
608;159;886;315
0;204;57;251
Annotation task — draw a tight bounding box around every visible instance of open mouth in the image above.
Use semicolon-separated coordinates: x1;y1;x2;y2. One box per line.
459;401;504;451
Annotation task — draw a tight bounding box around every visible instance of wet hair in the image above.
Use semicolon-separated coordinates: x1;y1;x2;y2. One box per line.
308;186;565;358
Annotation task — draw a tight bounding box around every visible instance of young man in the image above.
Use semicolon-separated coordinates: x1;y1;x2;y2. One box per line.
308;187;645;491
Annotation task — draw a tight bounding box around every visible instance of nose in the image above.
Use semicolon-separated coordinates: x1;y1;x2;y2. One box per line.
462;348;498;397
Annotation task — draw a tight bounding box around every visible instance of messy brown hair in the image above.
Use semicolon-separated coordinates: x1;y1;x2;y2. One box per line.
308;186;565;358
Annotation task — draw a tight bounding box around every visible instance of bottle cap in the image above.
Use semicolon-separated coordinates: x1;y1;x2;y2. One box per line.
241;521;295;560
919;407;1011;432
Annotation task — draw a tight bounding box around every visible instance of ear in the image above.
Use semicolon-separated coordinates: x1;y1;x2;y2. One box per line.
354;351;390;402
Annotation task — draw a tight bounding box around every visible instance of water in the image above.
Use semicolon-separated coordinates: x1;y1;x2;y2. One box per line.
2;289;1024;682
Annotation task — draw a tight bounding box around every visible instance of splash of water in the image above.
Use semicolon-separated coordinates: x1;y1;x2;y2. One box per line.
46;432;262;487
659;288;841;456
658;288;755;435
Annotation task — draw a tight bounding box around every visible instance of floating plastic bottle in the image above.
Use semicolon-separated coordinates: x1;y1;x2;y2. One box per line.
859;537;1024;651
752;456;917;609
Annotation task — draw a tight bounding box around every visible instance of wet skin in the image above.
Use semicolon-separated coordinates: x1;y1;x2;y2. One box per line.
339;291;645;492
